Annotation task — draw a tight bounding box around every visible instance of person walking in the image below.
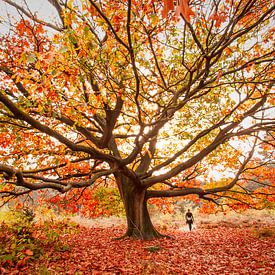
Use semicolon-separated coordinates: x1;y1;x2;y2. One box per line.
185;209;194;231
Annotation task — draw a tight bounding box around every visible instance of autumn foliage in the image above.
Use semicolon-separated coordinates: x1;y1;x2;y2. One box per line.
162;0;195;21
1;222;274;274
44;187;125;218
0;0;274;239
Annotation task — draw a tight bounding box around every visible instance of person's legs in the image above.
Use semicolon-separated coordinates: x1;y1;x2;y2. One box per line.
188;222;192;231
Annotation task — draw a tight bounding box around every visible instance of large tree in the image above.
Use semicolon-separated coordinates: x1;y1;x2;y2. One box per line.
0;0;274;239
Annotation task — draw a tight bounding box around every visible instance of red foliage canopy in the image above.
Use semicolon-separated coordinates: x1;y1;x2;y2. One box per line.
162;0;195;22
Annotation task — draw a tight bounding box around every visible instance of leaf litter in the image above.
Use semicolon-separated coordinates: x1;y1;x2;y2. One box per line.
1;226;274;274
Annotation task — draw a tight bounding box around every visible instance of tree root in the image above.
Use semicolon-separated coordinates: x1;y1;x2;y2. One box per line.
113;229;173;241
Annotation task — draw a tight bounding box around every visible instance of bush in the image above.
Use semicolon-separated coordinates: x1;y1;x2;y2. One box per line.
46;187;126;218
0;207;79;268
0;208;39;267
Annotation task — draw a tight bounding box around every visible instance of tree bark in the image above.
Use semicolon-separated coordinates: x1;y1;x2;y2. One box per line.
115;174;163;240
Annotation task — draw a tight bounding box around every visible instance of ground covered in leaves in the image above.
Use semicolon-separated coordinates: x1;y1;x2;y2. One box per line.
1;225;274;274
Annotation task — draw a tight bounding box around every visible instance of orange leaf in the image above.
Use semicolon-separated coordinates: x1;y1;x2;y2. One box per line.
24;249;33;256
162;0;174;18
216;70;223;80
176;0;195;23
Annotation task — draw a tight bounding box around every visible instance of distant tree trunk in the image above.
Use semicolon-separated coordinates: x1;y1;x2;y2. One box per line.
115;174;163;240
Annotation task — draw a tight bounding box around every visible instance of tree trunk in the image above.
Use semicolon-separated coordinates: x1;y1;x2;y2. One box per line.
116;175;163;240
123;188;163;240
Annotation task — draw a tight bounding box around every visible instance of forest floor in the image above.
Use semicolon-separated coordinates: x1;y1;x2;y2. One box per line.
1;210;274;274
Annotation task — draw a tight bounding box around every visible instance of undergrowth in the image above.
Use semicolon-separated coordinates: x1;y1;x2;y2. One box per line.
0;207;79;269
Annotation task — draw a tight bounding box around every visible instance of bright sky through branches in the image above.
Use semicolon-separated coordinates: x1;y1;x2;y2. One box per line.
0;0;60;33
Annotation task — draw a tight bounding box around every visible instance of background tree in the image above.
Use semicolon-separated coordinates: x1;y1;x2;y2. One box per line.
0;0;274;239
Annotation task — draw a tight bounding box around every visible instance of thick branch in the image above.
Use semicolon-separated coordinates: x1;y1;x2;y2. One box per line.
143;95;267;186
99;96;124;148
146;187;204;199
0;163;117;193
0;92;117;162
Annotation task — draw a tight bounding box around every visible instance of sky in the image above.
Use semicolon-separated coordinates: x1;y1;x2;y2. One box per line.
0;0;60;33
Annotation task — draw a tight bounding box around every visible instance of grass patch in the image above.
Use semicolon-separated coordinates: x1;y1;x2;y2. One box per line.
252;227;275;238
146;245;161;252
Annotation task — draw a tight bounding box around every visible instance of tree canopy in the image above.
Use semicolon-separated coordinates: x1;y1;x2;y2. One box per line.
0;0;274;239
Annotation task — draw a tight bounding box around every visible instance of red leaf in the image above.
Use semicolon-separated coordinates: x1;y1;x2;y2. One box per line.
176;0;195;22
162;0;174;18
25;249;34;256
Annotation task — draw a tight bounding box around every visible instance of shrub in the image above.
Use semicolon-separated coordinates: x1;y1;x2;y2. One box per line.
0;208;39;267
0;207;79;268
